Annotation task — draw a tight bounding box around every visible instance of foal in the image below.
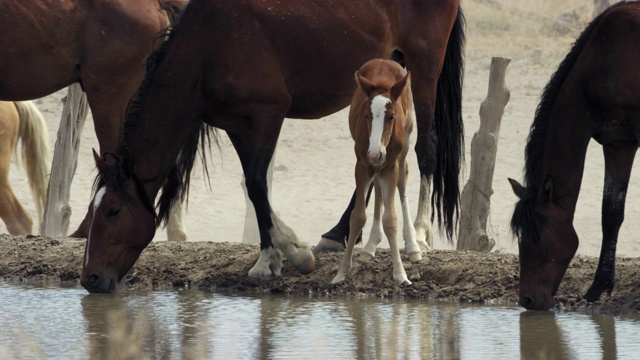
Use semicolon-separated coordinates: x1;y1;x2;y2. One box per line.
332;59;421;286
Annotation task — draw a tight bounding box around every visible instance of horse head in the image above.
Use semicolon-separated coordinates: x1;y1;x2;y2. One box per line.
353;63;410;167
80;150;157;293
510;176;579;310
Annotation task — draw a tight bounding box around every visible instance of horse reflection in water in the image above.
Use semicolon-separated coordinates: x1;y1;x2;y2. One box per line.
511;2;640;310
80;0;465;293
332;59;422;285
0;101;50;235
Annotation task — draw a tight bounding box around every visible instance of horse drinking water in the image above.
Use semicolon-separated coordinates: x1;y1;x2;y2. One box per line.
80;0;465;293
332;59;421;285
510;2;640;310
0;0;188;240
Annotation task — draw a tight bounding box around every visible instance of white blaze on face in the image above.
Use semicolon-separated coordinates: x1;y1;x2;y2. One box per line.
368;95;391;164
86;186;106;266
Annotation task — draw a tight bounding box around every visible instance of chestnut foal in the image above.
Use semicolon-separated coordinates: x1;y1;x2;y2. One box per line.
332;59;422;285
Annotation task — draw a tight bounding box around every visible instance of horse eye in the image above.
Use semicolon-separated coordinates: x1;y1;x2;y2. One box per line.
107;208;120;217
387;115;395;121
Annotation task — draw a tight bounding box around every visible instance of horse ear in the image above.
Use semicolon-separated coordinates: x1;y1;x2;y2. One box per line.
508;178;525;199
355;71;376;97
540;174;554;203
93;148;108;172
390;71;410;101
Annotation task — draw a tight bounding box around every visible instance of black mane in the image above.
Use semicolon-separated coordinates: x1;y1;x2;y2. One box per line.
510;3;625;241
97;1;214;226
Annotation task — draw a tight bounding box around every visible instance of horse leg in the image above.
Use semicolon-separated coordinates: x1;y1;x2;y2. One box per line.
241;146;275;244
166;201;188;242
398;152;422;261
359;182;382;261
332;164;371;284
584;142;636;302
228;127;314;278
381;165;410;286
0;179;33;235
316;184;373;251
413;176;433;252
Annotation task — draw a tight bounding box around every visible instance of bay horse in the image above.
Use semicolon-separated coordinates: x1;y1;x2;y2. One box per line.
0;0;187;240
510;2;640;310
332;59;420;285
0;101;50;235
80;0;465;293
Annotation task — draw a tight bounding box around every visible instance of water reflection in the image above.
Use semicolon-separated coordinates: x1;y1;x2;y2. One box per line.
1;283;640;359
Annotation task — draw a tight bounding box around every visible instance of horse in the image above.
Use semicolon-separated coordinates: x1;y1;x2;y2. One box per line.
0;101;50;235
0;0;188;240
332;59;421;285
510;2;640;311
79;0;465;293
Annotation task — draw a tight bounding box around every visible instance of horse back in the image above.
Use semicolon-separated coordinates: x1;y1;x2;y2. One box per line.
583;4;640;110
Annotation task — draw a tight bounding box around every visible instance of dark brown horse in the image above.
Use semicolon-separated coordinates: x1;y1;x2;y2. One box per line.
0;0;186;237
510;2;640;311
332;59;420;285
80;0;465;293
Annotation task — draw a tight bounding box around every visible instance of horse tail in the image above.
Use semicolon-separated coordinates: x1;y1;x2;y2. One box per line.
13;101;51;222
432;7;465;242
156;122;216;227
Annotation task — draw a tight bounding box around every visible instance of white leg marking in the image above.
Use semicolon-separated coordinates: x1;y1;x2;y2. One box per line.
401;193;421;260
166;202;188;242
269;212;315;274
248;248;283;279
361;218;383;258
413;175;432;252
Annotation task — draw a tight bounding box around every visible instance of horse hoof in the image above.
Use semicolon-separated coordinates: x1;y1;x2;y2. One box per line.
331;273;346;284
358;252;374;262
248;269;275;280
292;248;316;275
315;237;345;252
407;251;422;261
393;274;411;286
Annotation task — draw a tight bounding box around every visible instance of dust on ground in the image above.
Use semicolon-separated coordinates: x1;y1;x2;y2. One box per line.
2;234;640;317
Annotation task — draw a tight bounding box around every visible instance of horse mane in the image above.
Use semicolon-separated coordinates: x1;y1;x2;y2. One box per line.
100;4;215;227
511;3;625;241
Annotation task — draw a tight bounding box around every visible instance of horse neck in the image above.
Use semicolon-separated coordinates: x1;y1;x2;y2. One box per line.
533;93;593;211
124;87;201;199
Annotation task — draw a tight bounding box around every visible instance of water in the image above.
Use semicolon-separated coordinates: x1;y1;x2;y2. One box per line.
1;282;639;359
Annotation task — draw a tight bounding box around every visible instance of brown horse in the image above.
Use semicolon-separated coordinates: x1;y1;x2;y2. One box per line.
332;59;420;285
0;101;50;235
0;0;186;238
510;2;640;311
80;0;465;293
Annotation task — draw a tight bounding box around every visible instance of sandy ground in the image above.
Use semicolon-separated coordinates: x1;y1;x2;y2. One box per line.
3;1;640;314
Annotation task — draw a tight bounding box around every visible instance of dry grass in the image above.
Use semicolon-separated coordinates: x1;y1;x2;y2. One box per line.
464;0;594;66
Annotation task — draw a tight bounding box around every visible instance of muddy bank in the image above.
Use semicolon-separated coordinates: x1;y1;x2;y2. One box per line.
1;234;639;316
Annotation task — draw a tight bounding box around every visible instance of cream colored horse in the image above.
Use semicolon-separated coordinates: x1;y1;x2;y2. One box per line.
0;101;51;235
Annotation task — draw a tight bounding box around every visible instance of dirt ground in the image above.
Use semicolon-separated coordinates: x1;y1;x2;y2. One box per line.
2;234;640;317
3;1;640;317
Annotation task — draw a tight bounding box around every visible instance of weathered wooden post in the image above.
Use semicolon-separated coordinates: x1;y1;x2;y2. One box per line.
40;83;88;236
594;0;610;17
457;57;510;252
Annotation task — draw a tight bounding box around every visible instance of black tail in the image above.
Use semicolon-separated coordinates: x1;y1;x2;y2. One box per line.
432;7;465;242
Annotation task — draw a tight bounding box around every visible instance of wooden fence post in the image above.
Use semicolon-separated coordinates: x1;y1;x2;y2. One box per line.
594;0;610;17
40;83;88;236
457;57;511;252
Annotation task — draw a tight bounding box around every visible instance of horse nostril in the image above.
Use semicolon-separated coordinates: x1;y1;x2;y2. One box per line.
520;296;533;309
88;273;101;287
